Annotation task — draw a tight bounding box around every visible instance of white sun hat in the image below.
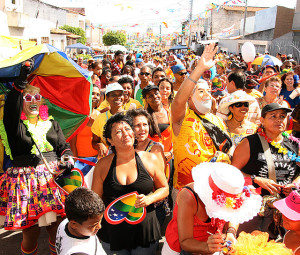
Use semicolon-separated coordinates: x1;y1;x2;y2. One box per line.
192;162;262;225
218;90;256;115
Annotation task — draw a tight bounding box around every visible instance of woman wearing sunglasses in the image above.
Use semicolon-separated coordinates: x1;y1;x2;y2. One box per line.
218;90;257;155
0;61;72;255
232;103;300;239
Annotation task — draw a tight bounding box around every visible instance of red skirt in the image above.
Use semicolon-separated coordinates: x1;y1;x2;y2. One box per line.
0;161;66;230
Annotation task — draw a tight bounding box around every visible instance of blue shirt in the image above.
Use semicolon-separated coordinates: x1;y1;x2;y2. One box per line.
280;89;300;108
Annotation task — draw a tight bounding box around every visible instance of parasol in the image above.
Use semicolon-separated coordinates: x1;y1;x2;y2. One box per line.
108;45;127;52
252;55;282;67
0;43;92;142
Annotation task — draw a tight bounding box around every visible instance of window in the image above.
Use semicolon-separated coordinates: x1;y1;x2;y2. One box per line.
41;37;49;44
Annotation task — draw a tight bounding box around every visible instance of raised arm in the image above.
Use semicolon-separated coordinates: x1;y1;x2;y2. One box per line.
171;44;218;133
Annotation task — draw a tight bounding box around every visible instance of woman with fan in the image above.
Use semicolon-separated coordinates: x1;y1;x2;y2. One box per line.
0;60;73;255
92;112;168;255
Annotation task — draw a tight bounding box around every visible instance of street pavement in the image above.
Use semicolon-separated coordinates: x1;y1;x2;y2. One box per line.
0;214;171;254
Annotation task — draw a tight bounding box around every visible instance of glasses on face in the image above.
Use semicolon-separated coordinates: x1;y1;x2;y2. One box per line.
140;72;151;76
178;72;187;76
23;93;42;102
246;75;258;81
232;102;249;108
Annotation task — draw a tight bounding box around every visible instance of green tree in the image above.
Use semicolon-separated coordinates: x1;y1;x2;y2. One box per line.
103;31;127;46
59;25;86;44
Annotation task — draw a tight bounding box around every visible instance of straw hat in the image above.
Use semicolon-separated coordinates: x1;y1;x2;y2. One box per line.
192;162;262;224
218;90;256;115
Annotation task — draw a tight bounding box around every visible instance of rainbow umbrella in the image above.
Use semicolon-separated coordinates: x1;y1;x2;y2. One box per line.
252;55;282;67
0;44;92;141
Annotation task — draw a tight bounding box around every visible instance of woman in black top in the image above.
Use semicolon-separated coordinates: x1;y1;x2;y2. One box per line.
0;61;73;254
232;103;300;238
91;113;168;254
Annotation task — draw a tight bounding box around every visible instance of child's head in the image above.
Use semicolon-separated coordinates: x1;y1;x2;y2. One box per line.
65;187;105;237
274;189;300;231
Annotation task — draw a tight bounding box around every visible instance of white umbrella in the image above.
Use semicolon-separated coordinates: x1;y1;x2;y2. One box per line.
108;45;127;52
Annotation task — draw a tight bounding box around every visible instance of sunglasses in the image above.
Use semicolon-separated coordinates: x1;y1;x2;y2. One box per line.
246;75;258;80
232;102;249;108
23;93;42;102
140;72;151;76
178;72;188;76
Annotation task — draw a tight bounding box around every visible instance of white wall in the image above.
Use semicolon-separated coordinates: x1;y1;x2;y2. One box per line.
0;11;9;36
240;16;255;35
254;6;277;32
50;33;66;51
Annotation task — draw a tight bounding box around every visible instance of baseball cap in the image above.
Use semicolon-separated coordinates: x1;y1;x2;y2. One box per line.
273;190;300;221
136;58;143;64
170;63;186;74
261;103;292;117
136;53;143;59
105;83;124;95
261;65;277;73
142;84;159;98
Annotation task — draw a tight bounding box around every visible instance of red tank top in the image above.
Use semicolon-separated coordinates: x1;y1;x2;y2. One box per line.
165;187;220;252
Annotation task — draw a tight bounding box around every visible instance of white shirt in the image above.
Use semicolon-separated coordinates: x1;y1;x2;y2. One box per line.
56;219;106;255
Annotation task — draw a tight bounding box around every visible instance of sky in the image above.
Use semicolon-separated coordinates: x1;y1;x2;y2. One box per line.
43;0;297;34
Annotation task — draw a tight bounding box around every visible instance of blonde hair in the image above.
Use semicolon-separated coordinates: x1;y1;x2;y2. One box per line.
265;76;282;87
23;84;40;95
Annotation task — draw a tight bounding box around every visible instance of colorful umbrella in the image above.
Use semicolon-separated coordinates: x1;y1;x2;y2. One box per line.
0;44;92;141
251;55;282;67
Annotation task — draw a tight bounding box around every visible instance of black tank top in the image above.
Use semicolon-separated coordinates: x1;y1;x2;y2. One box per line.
242;134;299;196
98;152;161;251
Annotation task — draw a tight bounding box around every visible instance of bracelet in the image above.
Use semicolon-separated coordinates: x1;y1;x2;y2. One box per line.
226;227;237;238
187;76;197;84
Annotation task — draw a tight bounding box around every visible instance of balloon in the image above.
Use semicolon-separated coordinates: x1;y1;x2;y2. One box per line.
241;42;256;63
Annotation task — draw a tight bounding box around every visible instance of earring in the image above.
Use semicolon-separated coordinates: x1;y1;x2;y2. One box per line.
21;112;27;120
39;105;49;121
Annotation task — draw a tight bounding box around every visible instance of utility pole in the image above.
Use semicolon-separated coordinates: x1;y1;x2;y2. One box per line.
188;0;193;47
160;25;162;46
210;9;213;39
242;0;248;38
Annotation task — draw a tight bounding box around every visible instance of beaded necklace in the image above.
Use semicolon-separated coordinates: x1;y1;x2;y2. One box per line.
258;128;300;162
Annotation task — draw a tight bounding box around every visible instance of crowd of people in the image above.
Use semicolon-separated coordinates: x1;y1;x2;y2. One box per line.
0;43;300;255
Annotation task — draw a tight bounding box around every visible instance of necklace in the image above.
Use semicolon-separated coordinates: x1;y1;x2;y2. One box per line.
258;128;300;162
232;115;243;128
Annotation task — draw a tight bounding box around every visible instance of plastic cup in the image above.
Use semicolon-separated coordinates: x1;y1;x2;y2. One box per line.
289;88;300;99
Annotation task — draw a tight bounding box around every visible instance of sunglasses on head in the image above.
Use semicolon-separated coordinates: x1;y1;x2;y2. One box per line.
232;102;249;108
178;72;187;76
23;93;42;102
140;72;151;76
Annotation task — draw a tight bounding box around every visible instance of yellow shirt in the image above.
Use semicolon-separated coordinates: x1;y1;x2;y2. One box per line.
247;89;263;99
172;109;226;190
97;98;142;112
97;100;110;112
124;98;142;110
91;111;112;145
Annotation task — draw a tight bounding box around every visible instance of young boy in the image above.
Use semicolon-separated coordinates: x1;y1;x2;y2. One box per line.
56;187;106;255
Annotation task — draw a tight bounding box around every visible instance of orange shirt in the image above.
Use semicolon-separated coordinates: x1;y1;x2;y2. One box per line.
76;125;98;157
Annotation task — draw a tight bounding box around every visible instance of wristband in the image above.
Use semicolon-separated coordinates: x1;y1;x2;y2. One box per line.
187;76;197;84
226;227;237;238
